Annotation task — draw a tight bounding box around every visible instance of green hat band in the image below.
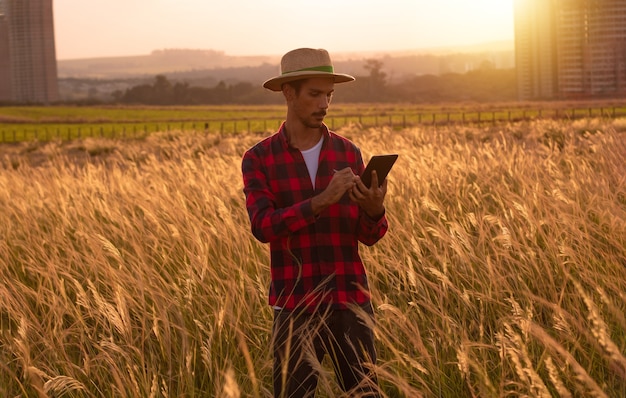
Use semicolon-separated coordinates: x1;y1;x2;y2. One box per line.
283;65;334;75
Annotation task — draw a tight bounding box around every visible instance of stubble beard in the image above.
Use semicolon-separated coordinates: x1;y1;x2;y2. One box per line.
304;111;326;129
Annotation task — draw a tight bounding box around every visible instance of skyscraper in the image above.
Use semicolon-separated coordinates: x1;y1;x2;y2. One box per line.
0;1;12;102
514;0;626;100
0;0;59;104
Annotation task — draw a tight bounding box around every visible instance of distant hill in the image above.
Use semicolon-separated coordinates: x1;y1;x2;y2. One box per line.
58;49;279;79
57;41;514;80
56;42;515;102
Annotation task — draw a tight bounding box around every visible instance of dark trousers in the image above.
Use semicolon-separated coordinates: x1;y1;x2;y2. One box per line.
272;303;380;398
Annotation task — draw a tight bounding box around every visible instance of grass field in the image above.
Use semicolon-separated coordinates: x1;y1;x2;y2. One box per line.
1;117;625;397
2;102;626;142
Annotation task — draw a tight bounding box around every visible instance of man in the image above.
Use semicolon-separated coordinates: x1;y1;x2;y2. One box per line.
242;48;388;397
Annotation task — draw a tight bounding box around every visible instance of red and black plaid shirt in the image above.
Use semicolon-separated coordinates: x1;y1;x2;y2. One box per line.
242;123;388;312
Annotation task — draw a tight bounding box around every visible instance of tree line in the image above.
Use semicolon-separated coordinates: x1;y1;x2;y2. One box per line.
113;60;517;105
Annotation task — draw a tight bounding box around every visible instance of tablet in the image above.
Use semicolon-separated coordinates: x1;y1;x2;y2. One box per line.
361;154;398;188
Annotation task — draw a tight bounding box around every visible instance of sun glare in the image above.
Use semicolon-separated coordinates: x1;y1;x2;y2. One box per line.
53;0;516;59
418;0;515;45
322;0;515;53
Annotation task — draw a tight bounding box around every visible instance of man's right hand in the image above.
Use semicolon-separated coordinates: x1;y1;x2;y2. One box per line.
311;167;356;214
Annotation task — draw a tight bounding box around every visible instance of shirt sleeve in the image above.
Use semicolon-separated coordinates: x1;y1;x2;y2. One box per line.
357;208;388;246
242;148;317;243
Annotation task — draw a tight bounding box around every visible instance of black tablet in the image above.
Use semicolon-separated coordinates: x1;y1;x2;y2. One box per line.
361;154;398;188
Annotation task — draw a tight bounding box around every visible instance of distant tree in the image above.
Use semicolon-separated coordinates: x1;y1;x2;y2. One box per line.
363;59;387;100
152;75;173;104
121;83;152;104
214;81;229;102
114;66;516;105
172;82;191;103
390;68;516;103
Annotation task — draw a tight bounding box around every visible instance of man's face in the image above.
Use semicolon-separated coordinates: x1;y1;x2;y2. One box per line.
289;77;335;129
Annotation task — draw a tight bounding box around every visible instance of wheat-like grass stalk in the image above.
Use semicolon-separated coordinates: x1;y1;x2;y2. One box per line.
1;121;624;396
545;356;572;398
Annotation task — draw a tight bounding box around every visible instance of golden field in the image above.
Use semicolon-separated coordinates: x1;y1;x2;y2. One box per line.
0;118;625;397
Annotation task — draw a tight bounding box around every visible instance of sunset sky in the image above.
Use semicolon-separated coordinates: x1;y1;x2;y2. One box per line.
53;0;514;60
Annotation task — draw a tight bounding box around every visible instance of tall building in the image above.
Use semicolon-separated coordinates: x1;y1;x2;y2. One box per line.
514;0;626;100
0;0;59;104
0;2;11;102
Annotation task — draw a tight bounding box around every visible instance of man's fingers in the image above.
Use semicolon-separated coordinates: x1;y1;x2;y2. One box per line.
370;170;379;189
334;167;354;176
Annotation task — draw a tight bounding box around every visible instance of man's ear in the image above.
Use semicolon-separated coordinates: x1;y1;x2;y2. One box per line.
282;84;296;101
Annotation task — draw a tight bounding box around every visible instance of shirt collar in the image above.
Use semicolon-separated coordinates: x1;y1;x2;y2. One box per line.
278;122;330;151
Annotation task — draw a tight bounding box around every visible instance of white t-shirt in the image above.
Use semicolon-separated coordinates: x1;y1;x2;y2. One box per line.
299;135;324;189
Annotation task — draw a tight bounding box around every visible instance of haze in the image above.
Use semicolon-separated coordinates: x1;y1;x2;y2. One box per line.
53;0;514;60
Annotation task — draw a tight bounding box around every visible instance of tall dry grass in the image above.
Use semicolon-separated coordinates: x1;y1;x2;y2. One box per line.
0;118;625;397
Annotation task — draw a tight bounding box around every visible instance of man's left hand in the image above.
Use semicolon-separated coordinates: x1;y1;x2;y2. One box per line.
349;170;387;219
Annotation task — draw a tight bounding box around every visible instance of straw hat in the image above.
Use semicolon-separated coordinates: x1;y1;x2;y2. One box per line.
263;48;355;91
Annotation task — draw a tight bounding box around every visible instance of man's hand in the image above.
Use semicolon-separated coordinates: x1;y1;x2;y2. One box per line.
350;170;387;219
311;167;357;214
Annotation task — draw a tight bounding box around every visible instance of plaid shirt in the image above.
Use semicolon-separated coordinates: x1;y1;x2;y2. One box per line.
242;123;388;312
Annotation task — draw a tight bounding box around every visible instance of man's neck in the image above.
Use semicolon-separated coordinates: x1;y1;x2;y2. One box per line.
284;120;323;150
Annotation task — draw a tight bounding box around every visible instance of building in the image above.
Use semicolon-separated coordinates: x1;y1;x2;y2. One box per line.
0;1;11;102
514;0;626;100
0;0;59;104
